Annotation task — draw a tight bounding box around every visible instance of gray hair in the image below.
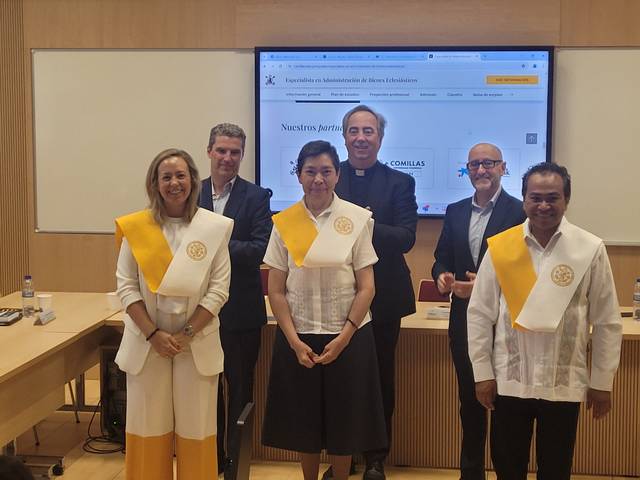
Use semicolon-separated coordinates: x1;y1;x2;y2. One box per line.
341;105;386;139
207;123;246;151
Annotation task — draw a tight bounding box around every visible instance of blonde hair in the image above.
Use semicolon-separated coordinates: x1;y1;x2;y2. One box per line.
145;148;201;225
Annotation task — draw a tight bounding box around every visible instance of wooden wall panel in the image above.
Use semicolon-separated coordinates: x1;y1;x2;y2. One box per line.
560;0;640;46
31;234;117;293
607;245;640;307
573;340;640;475
390;330;464;467
235;0;560;48
22;0;237;48
0;0;30;297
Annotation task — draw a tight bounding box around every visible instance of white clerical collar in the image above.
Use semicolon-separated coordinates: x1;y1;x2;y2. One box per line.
349;160;379;176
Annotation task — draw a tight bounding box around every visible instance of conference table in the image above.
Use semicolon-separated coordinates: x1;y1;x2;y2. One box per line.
1;291;638;476
0;292;121;448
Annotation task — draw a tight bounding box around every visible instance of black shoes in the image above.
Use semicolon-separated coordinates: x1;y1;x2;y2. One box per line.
320;458;384;480
362;460;385;480
221;458;236;480
320;458;357;479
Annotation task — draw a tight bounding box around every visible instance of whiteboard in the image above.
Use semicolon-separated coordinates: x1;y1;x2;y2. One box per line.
33;48;640;242
553;48;640;245
32;50;254;233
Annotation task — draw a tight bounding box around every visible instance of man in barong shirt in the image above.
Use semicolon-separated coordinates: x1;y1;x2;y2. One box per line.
467;162;622;480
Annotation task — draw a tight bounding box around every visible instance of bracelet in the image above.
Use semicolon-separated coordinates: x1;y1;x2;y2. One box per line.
346;317;358;330
146;327;160;341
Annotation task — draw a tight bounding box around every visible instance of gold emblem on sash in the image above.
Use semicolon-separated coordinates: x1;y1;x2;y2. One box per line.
551;264;574;286
334;216;354;235
186;241;207;261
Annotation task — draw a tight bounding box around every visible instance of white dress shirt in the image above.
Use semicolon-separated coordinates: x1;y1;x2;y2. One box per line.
468;186;501;266
467;218;622;402
263;195;378;334
211;176;236;214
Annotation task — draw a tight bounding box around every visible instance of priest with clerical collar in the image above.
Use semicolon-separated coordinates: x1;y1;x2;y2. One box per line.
467;162;623;480
333;105;418;480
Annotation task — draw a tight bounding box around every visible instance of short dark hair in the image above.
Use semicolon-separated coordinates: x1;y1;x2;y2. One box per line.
342;105;386;139
522;162;571;200
295;140;340;175
207;123;246;151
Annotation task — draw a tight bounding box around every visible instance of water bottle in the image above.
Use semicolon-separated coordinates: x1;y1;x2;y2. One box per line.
22;275;36;318
633;277;640;321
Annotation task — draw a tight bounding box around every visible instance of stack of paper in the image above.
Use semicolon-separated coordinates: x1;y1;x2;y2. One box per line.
426;306;450;319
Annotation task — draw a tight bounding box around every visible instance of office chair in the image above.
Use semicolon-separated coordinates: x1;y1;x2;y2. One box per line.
233;402;255;480
259;267;269;296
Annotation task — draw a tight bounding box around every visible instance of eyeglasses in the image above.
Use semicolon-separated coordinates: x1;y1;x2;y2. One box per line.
466;159;503;170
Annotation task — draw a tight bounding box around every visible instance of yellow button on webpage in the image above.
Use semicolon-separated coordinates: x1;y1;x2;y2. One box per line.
486;75;539;84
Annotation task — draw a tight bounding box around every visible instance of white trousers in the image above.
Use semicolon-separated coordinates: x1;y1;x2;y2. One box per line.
125;346;218;480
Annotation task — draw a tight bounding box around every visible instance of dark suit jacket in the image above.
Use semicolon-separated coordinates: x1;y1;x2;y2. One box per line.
431;189;526;344
200;176;272;331
335;161;418;321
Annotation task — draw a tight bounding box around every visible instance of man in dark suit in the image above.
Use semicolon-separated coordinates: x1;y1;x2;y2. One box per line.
199;123;272;480
332;105;418;480
431;143;526;480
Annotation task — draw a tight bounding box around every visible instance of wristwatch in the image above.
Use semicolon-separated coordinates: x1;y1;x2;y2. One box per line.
183;323;195;338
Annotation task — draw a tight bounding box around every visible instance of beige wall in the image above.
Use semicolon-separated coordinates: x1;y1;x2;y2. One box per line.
1;0;640;299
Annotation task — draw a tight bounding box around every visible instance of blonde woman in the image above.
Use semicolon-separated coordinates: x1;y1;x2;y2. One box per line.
115;148;233;480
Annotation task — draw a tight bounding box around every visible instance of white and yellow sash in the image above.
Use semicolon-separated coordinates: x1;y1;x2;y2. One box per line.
273;196;372;268
115;208;233;296
487;220;601;332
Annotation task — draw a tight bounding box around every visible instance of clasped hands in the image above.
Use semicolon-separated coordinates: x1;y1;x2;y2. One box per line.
149;329;192;358
438;271;476;299
292;336;349;368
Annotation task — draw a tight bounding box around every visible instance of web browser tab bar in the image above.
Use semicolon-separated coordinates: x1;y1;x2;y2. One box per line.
425;52;481;62
480;51;549;61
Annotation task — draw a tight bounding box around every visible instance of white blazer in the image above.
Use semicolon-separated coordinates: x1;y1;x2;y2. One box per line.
116;303;224;377
115;214;232;377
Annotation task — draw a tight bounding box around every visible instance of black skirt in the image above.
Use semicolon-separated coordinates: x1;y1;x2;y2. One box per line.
261;323;387;455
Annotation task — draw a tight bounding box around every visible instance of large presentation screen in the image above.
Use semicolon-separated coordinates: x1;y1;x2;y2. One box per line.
255;47;553;216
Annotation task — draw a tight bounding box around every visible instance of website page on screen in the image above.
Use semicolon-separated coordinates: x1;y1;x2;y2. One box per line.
257;49;550;215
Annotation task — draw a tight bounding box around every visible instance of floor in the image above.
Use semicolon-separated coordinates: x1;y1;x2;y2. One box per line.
10;380;633;480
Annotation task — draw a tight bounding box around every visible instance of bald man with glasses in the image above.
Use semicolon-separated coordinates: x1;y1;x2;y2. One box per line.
431;143;526;480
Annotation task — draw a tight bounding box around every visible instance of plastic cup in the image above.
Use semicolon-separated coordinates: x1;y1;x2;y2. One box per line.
37;293;53;312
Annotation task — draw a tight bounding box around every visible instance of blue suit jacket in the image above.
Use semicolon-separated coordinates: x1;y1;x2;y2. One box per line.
431;189;526;344
199;176;272;331
335;161;418;321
